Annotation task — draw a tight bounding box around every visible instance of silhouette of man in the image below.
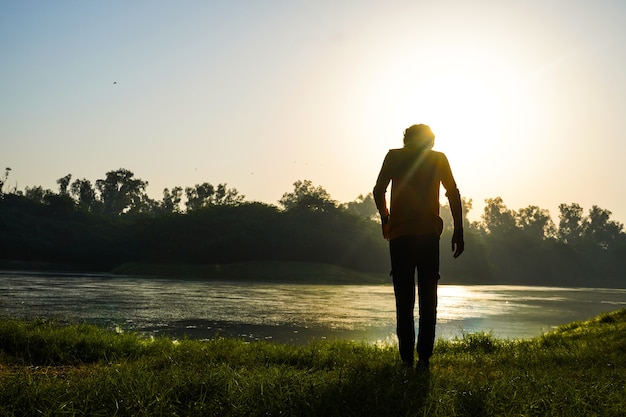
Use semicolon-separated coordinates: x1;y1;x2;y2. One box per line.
373;124;464;370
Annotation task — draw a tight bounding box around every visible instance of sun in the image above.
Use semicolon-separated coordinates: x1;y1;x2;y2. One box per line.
392;72;507;164
358;46;533;210
361;43;525;168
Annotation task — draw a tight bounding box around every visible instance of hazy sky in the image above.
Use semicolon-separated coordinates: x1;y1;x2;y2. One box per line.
3;1;626;223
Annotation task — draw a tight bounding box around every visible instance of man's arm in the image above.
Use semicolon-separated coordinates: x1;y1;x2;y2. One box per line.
446;187;465;258
373;153;391;239
446;187;463;230
440;154;464;258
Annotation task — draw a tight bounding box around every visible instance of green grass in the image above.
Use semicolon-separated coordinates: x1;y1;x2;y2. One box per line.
1;309;625;416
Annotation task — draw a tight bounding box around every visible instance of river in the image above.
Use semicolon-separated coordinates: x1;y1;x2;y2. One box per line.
1;271;625;345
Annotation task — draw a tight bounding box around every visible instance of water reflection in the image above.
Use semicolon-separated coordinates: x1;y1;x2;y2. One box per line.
1;271;625;344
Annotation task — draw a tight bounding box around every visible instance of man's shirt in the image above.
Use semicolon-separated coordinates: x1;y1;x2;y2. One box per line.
373;147;460;241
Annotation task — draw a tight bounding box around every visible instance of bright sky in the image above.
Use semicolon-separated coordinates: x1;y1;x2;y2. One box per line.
2;1;626;223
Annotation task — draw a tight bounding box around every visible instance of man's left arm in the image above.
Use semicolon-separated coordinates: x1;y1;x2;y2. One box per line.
440;154;464;258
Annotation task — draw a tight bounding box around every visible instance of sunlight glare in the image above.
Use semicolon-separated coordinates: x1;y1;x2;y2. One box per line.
395;73;505;163
438;285;491;322
364;42;526;170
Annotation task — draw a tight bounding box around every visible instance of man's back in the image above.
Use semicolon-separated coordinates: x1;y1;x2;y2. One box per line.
374;147;458;240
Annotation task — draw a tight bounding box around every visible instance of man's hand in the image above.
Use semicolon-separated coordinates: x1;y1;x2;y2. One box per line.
452;229;464;258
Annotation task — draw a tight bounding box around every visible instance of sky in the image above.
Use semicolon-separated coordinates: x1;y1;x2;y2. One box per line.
2;0;626;223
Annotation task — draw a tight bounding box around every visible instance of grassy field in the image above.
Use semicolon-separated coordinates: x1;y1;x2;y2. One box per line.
1;309;625;416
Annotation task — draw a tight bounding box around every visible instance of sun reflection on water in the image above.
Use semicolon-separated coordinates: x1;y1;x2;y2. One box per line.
437;285;517;323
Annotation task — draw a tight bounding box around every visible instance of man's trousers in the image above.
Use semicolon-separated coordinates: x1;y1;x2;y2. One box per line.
389;234;440;364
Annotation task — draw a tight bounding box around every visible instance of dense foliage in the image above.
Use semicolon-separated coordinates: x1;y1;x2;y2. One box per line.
1;168;624;287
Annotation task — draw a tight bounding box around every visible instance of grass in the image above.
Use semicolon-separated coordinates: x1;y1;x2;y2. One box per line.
0;309;625;416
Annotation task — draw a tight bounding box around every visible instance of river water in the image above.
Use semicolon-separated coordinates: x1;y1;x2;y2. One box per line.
1;271;625;345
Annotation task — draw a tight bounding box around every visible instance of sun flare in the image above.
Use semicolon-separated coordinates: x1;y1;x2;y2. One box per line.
362;55;530;210
363;42;530;171
394;73;507;164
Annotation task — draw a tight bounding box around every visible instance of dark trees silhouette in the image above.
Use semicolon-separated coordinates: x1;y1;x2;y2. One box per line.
343;193;378;220
0;168;8;195
558;203;586;245
279;180;337;212
161;186;184;214
95;169;148;216
184;183;245;211
70;178;98;211
1;170;624;287
468;198;625;287
56;174;72;196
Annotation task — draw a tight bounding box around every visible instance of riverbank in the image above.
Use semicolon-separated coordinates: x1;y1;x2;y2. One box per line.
0;259;387;284
1;309;625;416
0;259;108;273
3;258;626;288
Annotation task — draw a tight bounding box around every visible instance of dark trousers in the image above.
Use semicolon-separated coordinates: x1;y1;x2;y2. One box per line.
390;234;440;364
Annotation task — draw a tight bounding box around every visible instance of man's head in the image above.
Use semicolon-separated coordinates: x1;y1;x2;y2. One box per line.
403;124;435;149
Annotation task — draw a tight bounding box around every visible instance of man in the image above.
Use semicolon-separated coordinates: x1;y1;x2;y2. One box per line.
373;124;464;370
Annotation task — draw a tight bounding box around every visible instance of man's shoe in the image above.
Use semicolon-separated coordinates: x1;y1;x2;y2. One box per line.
415;360;430;372
401;357;414;368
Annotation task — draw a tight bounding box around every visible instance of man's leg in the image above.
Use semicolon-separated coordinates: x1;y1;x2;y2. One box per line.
416;234;440;366
390;237;417;365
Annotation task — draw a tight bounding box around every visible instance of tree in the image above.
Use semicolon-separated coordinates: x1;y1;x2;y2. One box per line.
0;167;11;196
23;185;53;203
184;182;244;211
441;197;474;232
213;183;245;206
583;205;623;250
129;193;160;215
479;197;517;235
279;180;337;212
343;193;377;220
161;186;184;213
95;169;148;216
557;203;585;244
56;174;72;196
70;179;98;211
185;183;215;211
516;205;556;240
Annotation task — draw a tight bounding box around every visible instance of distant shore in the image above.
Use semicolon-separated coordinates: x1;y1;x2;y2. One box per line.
0;259;388;285
113;261;388;284
3;259;626;288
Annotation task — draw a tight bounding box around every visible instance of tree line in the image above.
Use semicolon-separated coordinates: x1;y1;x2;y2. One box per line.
1;167;624;287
